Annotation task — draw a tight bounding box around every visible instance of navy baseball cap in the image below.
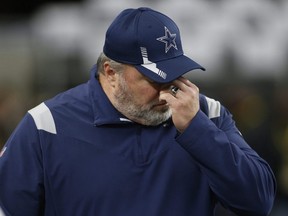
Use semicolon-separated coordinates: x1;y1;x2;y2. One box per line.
103;7;205;83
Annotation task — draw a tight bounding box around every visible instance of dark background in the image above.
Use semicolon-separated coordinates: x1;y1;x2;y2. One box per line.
0;0;287;215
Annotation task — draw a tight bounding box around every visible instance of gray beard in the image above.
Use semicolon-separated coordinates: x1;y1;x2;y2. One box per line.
112;76;172;126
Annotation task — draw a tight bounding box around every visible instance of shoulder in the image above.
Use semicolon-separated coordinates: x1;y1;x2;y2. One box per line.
199;94;237;132
199;94;221;119
28;83;91;135
28;102;56;134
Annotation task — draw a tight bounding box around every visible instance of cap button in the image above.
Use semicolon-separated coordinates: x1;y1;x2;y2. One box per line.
138;7;150;12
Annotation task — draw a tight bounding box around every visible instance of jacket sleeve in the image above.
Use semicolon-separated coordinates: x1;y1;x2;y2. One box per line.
0;113;45;216
176;96;276;216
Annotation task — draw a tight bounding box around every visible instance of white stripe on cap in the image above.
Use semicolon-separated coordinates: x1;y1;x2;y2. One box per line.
140;47;167;79
28;102;57;134
205;96;221;119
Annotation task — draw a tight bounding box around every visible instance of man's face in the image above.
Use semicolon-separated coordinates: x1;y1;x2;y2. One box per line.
112;65;172;126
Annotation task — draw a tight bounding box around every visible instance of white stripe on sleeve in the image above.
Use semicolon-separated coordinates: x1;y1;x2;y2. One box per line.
205;96;221;119
28;102;57;134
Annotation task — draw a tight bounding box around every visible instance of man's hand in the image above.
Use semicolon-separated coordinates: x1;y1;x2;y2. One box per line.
159;77;200;133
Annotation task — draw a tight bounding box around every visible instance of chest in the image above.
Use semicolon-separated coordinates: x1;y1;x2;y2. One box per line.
41;124;208;210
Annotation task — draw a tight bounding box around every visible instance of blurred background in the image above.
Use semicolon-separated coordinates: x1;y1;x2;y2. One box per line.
0;0;287;215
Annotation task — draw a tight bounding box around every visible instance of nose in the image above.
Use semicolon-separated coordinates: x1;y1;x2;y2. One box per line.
152;83;170;91
153;83;171;95
161;83;172;91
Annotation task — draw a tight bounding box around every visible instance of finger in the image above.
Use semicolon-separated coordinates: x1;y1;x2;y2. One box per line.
177;77;195;87
159;91;177;104
172;78;199;94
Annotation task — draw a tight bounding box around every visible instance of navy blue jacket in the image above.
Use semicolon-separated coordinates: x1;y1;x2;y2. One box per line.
0;66;276;216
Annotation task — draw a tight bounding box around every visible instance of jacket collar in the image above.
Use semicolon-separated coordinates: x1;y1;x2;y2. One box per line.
88;65;133;126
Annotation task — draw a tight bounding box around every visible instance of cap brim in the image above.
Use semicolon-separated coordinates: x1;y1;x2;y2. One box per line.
135;55;205;83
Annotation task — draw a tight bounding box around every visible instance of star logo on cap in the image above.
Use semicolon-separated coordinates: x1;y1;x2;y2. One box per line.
156;26;178;53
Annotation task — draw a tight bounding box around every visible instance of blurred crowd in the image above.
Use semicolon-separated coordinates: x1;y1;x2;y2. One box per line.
0;0;288;215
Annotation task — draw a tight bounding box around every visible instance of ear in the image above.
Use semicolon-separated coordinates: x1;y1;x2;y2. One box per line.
103;62;118;87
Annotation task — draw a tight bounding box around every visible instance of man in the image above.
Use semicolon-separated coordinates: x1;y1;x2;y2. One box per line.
0;7;276;216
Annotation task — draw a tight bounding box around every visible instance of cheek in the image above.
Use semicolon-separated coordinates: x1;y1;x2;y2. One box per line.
138;87;159;101
124;76;159;103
